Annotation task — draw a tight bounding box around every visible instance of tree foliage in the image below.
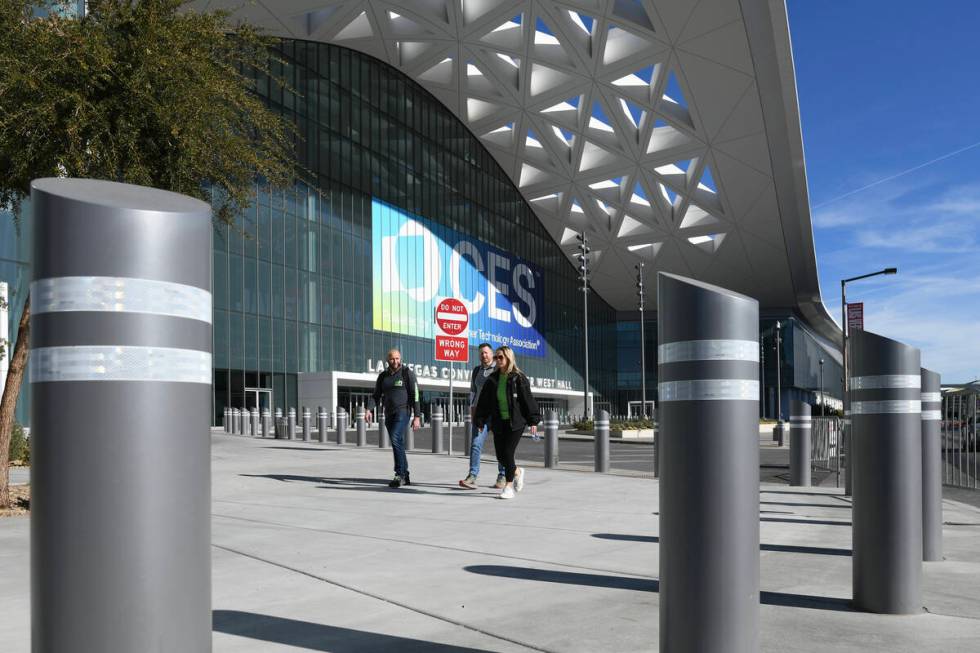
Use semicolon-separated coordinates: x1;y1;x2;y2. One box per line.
0;0;301;509
0;0;297;223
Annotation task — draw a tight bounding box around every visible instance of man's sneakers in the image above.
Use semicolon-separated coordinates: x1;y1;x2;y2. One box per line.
514;467;526;492
404;472;412;486
459;474;478;489
499;485;516;500
388;474;404;488
493;474;507;489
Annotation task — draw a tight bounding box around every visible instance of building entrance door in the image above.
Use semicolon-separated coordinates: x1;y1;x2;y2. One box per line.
245;387;272;412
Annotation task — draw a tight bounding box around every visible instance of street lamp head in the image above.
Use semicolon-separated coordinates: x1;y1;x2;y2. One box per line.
883;267;897;275
819;358;824;365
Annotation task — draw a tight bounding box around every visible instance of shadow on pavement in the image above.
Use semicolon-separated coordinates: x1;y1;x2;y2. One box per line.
591;534;850;556
760;501;851;510
262;446;330;451
463;566;855;612
761;517;851;527
213;610;499;652
239;474;479;497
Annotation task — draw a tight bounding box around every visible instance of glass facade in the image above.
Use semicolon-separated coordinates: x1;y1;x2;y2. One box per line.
211;39;618;422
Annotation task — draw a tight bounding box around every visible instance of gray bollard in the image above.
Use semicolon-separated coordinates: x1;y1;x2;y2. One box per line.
594;410;610;472
356;404;367;446
921;368;943;561
275;416;287;440
251;407;260;438
432;404;445;454
789;401;812;486
464;412;473;454
275;407;283;421
262;408;271;438
406;411;415;450
302;407;312;442
850;329;922;614
772;420;786;446
544;410;559;468
230;408;239;434
317;406;328;443
29;178;211;652
287;407;297;440
378;409;389;448
240;407;249;436
336;408;347;445
658;272;759;653
224;407;230;433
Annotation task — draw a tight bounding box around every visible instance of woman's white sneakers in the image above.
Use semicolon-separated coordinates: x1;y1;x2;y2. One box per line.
515;467;525;492
499;485;516;500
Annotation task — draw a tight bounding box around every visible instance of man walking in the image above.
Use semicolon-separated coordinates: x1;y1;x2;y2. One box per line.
366;348;421;488
458;343;507;489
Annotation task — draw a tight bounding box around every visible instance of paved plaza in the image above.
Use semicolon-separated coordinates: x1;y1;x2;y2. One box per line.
2;431;980;651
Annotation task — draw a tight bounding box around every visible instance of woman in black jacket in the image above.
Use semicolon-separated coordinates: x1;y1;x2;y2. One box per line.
474;346;541;499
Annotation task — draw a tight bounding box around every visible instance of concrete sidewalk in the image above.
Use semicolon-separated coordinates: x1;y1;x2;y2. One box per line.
2;433;980;651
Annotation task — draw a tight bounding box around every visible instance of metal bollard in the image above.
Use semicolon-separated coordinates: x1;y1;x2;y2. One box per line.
789;401;812;486
406;411;415;450
230;408;239;435
336;408;347;445
29;178;212;652
921;368;943;561
356;405;367;446
658;272;759;652
378;409;389;448
850;329;922;614
262;408;271;438
594;410;610;472
302;407;312;442
239;407;249;436
224;407;230;433
432;404;444;454
544;410;559;468
288;407;297;440
275;416;287;440
772;421;786;447
251;407;260;438
464;412;473;454
317;406;328;443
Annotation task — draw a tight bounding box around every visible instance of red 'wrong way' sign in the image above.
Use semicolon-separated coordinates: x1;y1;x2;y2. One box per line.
435;299;469;362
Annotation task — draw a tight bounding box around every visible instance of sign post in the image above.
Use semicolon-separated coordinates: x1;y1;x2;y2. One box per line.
435;298;469;456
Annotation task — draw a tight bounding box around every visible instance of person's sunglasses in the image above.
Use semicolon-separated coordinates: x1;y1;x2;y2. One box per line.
494;355;505;360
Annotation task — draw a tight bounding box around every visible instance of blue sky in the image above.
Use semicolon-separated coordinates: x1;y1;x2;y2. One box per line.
787;1;980;382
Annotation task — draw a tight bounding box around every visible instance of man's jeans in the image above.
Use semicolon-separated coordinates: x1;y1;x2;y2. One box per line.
386;409;411;477
469;422;505;478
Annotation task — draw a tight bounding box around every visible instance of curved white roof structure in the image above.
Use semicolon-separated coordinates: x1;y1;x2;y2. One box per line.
195;0;839;344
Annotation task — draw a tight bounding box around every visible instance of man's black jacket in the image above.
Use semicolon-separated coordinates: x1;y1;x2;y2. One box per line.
474;370;541;433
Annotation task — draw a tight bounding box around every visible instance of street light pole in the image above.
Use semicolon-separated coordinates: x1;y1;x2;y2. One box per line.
840;267;897;495
775;321;783;426
636;262;647;419
576;233;591;420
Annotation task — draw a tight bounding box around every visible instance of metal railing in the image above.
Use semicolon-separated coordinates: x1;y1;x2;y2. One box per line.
942;392;978;490
811;416;842;486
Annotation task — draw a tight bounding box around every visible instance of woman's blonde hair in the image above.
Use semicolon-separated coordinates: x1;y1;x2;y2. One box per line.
494;346;521;375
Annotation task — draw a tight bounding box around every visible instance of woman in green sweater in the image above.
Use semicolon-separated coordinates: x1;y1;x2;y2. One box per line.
473;346;542;499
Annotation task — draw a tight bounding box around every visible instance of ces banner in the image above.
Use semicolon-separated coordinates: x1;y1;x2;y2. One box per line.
372;199;545;357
